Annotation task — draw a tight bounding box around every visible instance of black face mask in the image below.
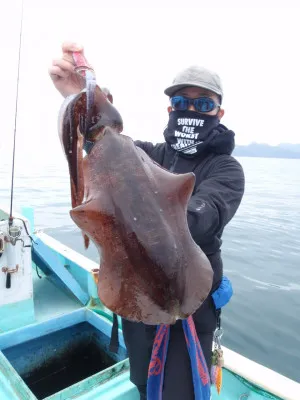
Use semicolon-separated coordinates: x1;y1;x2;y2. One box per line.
163;110;220;155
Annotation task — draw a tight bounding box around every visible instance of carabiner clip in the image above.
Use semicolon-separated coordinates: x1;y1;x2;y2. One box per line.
214;327;223;349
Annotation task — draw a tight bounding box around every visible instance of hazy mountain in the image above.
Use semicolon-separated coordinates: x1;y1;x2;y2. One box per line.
278;143;300;153
233;143;300;159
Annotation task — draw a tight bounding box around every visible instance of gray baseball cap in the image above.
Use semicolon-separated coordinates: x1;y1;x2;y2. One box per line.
164;65;223;101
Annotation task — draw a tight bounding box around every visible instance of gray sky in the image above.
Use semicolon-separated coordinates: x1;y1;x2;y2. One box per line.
1;0;299;166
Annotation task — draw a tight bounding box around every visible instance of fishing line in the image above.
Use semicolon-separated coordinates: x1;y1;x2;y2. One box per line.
9;0;24;225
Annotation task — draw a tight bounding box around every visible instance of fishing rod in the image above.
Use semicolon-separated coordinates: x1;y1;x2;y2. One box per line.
0;0;40;293
9;0;24;228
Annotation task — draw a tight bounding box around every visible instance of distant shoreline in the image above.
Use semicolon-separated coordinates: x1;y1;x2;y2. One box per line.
234;155;300;159
233;143;300;159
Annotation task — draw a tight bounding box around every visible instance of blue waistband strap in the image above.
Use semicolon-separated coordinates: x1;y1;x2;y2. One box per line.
147;316;211;400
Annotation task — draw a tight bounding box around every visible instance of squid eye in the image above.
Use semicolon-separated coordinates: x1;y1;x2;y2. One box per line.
91;115;101;125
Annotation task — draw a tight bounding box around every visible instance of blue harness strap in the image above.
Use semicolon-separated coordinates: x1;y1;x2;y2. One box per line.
147;324;170;400
182;316;211;399
147;316;211;400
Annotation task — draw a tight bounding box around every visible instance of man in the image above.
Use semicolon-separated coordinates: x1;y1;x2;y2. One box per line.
49;42;245;399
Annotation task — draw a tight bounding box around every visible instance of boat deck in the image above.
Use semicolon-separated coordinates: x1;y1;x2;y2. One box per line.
0;206;299;399
32;267;83;324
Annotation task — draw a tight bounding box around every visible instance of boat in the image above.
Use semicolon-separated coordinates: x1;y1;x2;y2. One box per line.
0;204;299;400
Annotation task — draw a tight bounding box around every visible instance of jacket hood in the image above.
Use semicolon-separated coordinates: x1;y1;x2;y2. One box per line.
207;123;235;155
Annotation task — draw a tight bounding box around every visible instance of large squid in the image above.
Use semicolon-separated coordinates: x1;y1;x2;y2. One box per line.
57;53;213;325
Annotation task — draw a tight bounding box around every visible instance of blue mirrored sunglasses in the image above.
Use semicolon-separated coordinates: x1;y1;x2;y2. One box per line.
170;96;220;113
